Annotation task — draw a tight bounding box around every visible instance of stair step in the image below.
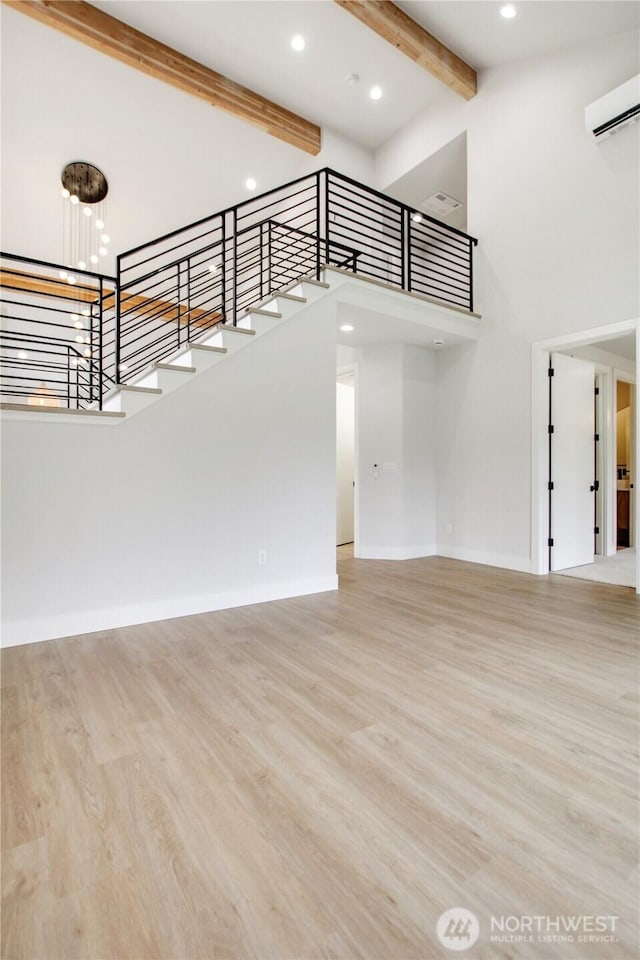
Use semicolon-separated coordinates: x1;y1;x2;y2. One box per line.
103;382;162;415
276;292;307;303
287;277;331;304
0;402;125;424
154;362;196;373
220;324;256;335
166;341;230;374
247;308;283;319
116;383;162;395
189;343;227;354
257;293;308;319
200;326;255;355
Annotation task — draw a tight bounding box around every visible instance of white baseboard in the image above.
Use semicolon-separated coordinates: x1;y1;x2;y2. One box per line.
354;545;437;560
436;544;531;573
0;575;339;648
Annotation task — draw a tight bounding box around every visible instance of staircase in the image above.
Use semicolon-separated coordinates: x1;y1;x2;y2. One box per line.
101;276;330;418
1;168;478;420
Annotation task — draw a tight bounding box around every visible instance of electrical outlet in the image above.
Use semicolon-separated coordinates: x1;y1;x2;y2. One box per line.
257;549;267;566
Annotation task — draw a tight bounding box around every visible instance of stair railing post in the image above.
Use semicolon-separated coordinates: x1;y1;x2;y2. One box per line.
115;254;121;384
469;238;474;312
98;277;104;409
268;220;272;295
176;261;182;350
405;208;411;293
324;171;330;268
315;171;321;280
221;215;227;323
232;208;238;326
186;258;192;343
259;221;264;300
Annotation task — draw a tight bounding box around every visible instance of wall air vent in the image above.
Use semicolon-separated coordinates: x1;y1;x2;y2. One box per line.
422;192;463;218
585;74;640;141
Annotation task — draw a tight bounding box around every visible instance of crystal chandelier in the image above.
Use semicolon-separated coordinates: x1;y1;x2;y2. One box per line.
59;161;110;282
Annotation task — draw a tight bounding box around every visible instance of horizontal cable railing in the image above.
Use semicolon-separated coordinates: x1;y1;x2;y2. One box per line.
2;170;478;406
0;253;116;409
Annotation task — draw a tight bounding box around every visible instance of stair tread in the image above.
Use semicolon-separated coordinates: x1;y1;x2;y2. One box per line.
247;308;283;318
220;324;256;335
189;343;228;354
0;402;125;419
276;292;307;303
116;383;162;395
154;362;196;373
301;276;330;288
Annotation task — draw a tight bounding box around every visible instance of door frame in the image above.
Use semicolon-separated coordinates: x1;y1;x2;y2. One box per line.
615;371;636;550
531;318;640;593
336;361;359;553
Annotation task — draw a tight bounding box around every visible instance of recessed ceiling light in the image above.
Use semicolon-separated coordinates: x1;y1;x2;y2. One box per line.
433;338;445;346
346;73;360;86
208;262;217;273
245;177;257;190
412;212;423;223
340;323;355;332
290;34;305;52
17;350;28;360
369;85;383;101
500;4;517;18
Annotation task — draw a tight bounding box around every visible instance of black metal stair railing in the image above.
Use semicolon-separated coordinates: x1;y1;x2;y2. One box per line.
0;169;478;408
115;168;478;385
0;253;116;410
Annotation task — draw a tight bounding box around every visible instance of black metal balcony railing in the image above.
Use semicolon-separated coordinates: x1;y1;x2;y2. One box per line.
1;168;478;409
0;253;116;409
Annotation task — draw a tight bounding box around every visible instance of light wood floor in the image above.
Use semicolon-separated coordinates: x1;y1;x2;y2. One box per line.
2;550;639;959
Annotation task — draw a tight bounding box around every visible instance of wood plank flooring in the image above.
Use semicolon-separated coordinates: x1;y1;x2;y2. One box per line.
2;550;639;959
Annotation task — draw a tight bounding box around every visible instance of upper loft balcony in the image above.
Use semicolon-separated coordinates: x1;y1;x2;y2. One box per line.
1;168;479;416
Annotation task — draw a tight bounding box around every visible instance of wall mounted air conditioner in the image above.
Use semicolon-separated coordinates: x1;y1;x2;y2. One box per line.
585;74;640;141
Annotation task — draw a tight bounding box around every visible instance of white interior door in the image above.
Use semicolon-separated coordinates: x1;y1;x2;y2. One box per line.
550;353;595;571
336;380;355;545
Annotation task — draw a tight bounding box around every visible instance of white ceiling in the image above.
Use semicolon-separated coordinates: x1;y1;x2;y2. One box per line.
336;300;475;349
595;332;637;361
1;1;638;271
398;1;640;71
90;1;640;151
90;0;446;151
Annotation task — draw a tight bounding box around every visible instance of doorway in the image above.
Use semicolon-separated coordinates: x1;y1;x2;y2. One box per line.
336;373;355;546
616;378;635;549
531;320;640;594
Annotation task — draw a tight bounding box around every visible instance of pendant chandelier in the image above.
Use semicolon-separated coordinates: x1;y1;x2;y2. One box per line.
59;161;110;282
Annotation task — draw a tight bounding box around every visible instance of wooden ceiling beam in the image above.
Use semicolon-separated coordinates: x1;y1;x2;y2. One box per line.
5;0;322;155
333;0;477;100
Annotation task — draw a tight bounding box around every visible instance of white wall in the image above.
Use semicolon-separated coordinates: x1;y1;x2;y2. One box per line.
1;299;338;646
377;29;640;571
0;6;373;273
356;343;437;559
